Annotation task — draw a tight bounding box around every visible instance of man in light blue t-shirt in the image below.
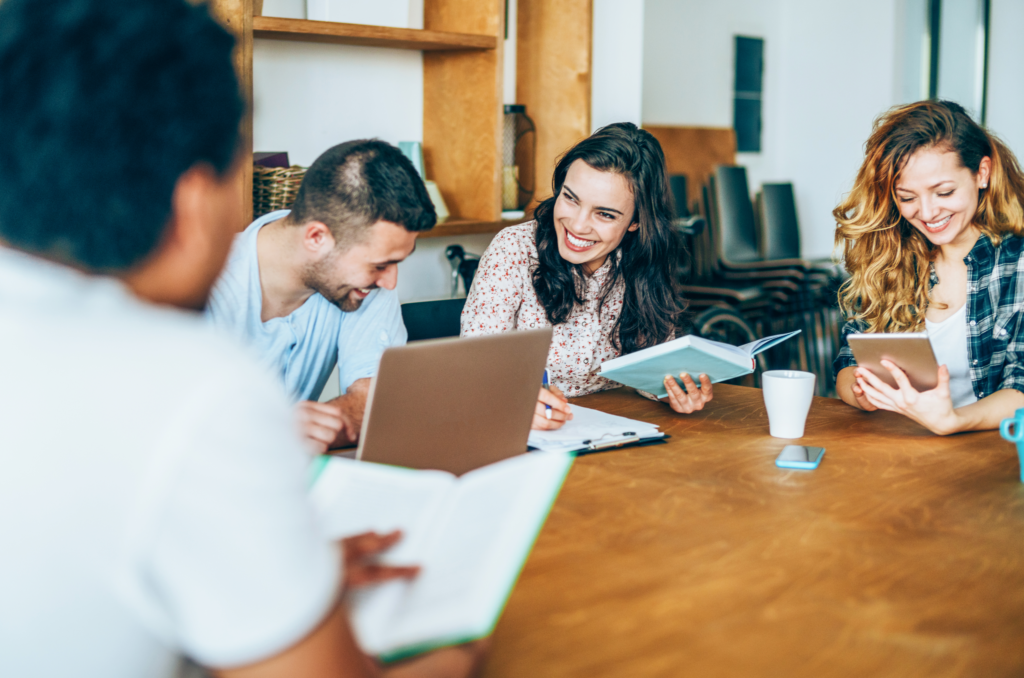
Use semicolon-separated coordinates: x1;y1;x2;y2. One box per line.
207;140;435;452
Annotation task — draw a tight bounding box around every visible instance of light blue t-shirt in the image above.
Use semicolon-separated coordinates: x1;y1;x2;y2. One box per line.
206;210;406;402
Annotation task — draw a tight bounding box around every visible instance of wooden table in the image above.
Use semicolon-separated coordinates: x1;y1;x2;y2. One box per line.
484;385;1024;677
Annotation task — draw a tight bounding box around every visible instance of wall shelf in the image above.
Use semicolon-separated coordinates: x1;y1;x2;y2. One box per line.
252;16;496;51
418;218;525;239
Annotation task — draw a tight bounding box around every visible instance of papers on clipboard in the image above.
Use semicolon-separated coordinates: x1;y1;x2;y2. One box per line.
527;405;665;454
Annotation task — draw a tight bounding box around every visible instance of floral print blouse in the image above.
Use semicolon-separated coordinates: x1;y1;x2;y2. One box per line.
460;222;625;397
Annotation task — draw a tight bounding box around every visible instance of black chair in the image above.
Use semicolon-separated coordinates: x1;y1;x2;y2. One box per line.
400;298;466;341
755;181;846;384
704;166;845;391
756;182;803;260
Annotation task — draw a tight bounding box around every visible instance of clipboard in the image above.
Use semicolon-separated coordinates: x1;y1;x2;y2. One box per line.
572;434;671;456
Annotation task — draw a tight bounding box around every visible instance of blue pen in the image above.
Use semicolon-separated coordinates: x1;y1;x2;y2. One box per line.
542;369;552;420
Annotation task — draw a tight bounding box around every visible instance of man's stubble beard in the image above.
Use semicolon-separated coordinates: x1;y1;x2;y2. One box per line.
303;254;367;313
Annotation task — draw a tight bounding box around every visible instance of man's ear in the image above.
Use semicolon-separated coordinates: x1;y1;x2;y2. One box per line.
302;221;336;255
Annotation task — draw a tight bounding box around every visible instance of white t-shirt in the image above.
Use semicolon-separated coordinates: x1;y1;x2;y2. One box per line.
0;248;339;678
926;302;979;409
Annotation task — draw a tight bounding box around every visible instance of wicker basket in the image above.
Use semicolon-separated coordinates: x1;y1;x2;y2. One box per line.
253;165;307;219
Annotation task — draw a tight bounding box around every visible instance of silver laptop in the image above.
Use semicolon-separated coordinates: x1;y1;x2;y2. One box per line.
355;328;553;476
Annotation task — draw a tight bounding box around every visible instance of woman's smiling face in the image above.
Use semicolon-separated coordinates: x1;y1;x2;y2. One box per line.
895;145;991;250
551;159;638;274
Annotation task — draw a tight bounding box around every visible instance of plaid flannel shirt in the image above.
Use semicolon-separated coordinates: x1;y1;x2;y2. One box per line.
834;233;1024;400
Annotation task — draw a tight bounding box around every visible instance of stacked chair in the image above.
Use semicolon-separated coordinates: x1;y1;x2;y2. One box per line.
671;175;774;387
672;167;845;395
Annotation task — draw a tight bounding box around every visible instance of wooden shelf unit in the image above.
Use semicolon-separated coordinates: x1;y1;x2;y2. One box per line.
210;0;592;231
210;0;505;227
252;16;496;51
419;218;527;239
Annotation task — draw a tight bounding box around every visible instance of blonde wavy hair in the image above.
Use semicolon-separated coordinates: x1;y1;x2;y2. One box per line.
834;100;1024;333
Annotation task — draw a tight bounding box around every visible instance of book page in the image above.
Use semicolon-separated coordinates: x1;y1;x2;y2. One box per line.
737;330;802;356
529;405;660;444
359;451;573;656
310;458;454;563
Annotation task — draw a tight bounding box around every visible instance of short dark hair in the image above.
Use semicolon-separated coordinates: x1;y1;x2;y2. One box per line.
0;0;243;272
289;140;436;244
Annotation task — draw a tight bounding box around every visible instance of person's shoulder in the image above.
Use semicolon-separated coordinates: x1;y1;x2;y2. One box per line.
488;220;538;258
125;300;280;398
997;232;1024;257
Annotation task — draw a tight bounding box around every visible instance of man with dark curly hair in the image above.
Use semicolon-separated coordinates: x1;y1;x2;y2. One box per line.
0;1;480;676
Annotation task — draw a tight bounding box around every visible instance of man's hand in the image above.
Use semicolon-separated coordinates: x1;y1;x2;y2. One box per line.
855;360;959;435
342;530;420;593
662;372;713;414
532;384;572;431
323;378;371;449
296;400;346;455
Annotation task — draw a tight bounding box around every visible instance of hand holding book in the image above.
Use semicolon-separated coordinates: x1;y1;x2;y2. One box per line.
661;371;714;413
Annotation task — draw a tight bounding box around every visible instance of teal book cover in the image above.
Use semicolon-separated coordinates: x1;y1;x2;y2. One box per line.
599;331;800;398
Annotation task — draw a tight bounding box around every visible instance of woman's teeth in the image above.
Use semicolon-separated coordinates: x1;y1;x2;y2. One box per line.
924;215;952;231
566;231;596;249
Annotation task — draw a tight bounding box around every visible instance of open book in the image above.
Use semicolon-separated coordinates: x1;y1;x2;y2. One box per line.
310;451;574;661
597;330;801;398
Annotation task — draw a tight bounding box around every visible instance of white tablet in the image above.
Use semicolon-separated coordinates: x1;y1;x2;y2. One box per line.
846;332;940;391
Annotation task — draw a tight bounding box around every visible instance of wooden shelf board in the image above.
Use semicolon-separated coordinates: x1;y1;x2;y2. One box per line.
418;218;526;239
252;16;496;51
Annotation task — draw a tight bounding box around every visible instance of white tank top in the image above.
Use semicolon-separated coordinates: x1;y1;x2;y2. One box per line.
925;303;978;408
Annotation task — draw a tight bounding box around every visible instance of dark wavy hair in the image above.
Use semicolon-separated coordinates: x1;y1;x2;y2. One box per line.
531;122;685;354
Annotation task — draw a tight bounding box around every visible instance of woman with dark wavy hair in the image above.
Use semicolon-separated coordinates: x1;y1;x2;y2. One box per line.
461;122;712;430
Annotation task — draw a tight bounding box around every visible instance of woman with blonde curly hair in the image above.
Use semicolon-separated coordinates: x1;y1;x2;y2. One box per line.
833;99;1024;434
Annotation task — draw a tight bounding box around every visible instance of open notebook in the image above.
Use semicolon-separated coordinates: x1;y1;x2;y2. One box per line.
310;450;574;661
527;405;664;454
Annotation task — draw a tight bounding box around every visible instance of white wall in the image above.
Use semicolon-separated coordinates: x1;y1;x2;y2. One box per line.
253;40;423;165
641;0;902;260
771;0;900;259
986;0;1024;159
641;0;783;207
591;0;645;132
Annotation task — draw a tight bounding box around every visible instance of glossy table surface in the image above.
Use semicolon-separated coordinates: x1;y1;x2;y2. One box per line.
483;385;1024;678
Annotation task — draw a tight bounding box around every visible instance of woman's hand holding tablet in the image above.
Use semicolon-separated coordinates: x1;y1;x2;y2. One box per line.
854;360;960;435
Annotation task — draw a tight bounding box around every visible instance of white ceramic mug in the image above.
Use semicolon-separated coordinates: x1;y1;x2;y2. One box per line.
762;370;816;438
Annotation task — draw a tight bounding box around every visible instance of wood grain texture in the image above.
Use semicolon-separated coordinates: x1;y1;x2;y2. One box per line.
516;0;592;206
252;16;496;51
422;0;504;222
208;0;254;226
643;126;736;210
418;218;522;239
483;385;1024;678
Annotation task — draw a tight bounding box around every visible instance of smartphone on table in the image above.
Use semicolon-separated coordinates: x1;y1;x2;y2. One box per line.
775;445;825;470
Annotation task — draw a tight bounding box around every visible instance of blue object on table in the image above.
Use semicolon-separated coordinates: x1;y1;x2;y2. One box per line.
998;407;1024;482
775;445;825;470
